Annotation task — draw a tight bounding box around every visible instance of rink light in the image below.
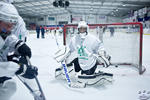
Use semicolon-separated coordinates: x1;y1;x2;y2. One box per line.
53;0;69;8
122;4;126;6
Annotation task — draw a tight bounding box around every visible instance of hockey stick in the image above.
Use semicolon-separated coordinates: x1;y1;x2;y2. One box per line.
26;56;46;100
61;61;86;88
17;56;46;100
61;61;71;87
17;76;44;100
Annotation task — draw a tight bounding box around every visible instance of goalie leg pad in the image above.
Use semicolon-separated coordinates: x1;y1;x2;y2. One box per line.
77;71;113;85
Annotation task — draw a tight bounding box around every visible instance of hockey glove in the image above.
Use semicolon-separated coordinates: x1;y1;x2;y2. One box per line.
83;47;110;67
17;43;32;58
97;51;111;67
7;53;20;63
7;53;28;65
15;64;38;79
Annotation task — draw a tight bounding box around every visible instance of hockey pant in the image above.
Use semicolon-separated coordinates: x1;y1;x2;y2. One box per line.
0;78;17;100
68;58;98;75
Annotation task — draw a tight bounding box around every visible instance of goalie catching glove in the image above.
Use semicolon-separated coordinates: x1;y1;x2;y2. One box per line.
97;50;111;67
83;47;111;68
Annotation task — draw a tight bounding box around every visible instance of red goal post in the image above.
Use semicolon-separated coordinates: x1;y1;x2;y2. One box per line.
63;22;145;75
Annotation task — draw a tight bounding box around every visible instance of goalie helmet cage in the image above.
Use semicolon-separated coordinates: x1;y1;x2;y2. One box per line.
63;22;146;75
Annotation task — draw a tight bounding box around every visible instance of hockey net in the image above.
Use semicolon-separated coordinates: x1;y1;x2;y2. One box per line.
63;22;145;75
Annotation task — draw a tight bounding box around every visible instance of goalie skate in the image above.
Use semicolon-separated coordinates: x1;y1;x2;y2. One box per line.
77;71;113;85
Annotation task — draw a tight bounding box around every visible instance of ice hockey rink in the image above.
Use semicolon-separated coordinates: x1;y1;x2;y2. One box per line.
1;0;149;100
10;31;150;100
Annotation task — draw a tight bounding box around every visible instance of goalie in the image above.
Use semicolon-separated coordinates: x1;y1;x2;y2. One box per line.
54;21;113;86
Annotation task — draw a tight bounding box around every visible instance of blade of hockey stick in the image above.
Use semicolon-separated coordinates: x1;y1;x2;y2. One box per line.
26;56;46;100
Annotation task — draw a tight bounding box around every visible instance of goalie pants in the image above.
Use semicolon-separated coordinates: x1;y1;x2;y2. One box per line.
67;58;98;75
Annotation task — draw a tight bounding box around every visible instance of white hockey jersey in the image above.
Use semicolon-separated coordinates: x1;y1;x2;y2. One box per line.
0;34;20;77
69;33;105;70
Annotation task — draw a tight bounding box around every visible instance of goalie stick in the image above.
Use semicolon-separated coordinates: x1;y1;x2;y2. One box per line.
17;56;46;100
61;61;71;86
61;61;86;88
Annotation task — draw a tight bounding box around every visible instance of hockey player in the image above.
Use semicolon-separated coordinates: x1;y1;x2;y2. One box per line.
109;27;114;37
0;2;41;100
54;21;112;86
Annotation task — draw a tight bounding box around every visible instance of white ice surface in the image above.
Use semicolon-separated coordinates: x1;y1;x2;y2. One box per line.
11;33;150;100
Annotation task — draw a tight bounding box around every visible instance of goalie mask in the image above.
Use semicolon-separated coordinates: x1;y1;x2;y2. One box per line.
0;2;18;39
77;21;89;38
